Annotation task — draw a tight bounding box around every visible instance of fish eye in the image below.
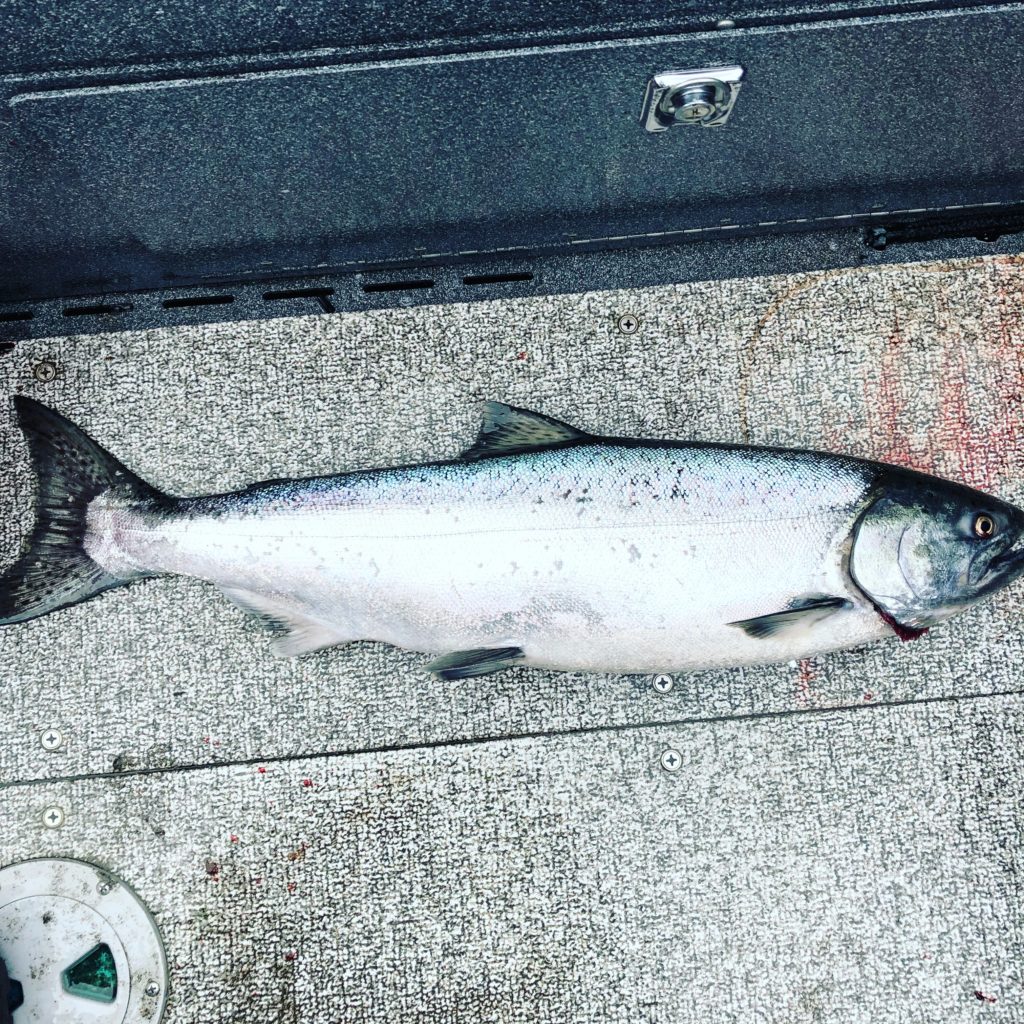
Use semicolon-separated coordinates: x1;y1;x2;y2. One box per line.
974;513;997;539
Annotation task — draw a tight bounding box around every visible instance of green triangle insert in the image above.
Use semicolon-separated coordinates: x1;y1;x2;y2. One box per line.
61;943;118;1003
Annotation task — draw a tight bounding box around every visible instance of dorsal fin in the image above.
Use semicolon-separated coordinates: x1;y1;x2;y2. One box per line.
461;402;589;460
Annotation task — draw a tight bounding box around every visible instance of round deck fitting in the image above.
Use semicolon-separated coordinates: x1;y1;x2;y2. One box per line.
0;859;167;1022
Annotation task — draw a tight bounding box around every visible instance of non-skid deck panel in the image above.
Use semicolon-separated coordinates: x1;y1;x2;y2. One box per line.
0;694;1019;1023
2;252;1024;785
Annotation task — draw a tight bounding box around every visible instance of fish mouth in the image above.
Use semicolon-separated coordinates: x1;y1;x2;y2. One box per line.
978;542;1024;591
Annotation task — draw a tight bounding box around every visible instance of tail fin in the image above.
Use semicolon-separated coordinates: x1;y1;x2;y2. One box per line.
0;396;163;625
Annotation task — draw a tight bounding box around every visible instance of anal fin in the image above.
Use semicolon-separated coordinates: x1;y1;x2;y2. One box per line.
426;646;525;680
220;586;349;657
728;596;851;640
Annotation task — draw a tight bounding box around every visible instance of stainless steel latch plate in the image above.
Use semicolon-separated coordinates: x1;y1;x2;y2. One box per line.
640;66;745;131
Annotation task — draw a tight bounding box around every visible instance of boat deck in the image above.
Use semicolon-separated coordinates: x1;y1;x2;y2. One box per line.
1;252;1022;1022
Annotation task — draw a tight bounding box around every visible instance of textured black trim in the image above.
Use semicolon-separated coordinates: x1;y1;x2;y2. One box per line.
2;224;1022;346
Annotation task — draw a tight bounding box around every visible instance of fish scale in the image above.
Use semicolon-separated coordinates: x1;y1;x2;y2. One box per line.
99;444;871;670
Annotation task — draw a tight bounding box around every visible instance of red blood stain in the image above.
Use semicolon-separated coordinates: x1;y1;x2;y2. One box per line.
974;990;997;1004
202;737;210;745
866;314;933;473
287;882;297;893
516;351;527;360
877;608;928;643
230;835;239;843
934;343;986;489
875;317;914;465
795;659;824;708
863;691;875;702
257;766;267;774
864;315;937;471
283;952;297;963
301;779;313;788
865;290;1024;493
254;877;263;885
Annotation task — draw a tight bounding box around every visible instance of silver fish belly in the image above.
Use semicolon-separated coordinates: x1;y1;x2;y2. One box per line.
7;399;1024;677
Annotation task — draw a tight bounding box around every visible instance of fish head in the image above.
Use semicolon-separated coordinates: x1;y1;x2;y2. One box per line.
849;470;1024;630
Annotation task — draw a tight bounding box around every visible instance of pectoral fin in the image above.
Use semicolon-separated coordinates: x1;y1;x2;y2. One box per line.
220;586;350;657
426;646;526;680
728;596;851;640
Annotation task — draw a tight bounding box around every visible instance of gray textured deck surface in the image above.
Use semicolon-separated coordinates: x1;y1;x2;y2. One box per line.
1;253;1023;1021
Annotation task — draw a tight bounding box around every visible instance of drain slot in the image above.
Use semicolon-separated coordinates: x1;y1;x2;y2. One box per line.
263;286;335;312
0;310;33;323
462;272;534;286
163;294;234;309
62;303;130;318
263;287;335;301
362;279;434;294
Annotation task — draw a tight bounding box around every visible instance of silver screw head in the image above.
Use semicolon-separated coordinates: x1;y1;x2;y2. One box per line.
678;100;714;121
617;313;640;335
652;674;675;695
32;360;57;383
659;748;683;773
96;881;113;896
42;805;65;829
40;728;63;751
144;981;160;998
667;83;721;124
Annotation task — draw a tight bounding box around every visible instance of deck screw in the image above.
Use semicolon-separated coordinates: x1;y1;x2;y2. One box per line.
616;313;640;335
144;981;160;998
652;674;675;695
96;881;113;896
659;748;682;773
32;360;57;383
42;806;65;829
40;728;63;751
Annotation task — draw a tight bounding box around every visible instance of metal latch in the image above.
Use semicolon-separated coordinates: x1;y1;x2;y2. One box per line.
640;66;745;131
